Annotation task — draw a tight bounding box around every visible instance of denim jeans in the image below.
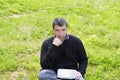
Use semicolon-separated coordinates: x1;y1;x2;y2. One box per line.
38;69;84;80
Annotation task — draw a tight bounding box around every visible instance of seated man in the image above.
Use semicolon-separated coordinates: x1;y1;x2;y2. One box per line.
38;18;88;80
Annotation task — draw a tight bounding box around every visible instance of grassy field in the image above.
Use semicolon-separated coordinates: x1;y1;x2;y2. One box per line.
0;0;120;80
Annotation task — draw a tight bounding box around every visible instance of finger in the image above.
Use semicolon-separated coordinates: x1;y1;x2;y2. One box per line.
76;72;82;77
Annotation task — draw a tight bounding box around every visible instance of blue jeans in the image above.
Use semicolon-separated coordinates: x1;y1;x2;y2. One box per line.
38;69;84;80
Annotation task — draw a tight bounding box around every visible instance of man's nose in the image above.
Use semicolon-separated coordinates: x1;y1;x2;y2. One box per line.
59;31;63;35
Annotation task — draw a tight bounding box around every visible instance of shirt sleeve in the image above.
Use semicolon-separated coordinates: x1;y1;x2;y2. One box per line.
77;40;88;76
40;40;58;69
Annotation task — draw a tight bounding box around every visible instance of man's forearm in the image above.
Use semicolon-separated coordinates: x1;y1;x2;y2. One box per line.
40;44;58;69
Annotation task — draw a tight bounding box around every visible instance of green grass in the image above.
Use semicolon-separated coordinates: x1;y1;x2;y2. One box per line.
0;0;120;80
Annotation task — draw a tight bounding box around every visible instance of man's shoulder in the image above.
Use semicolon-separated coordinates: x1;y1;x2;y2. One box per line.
69;34;81;41
68;34;83;45
43;36;54;45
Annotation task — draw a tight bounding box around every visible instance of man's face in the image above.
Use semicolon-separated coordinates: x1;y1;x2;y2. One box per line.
53;25;67;41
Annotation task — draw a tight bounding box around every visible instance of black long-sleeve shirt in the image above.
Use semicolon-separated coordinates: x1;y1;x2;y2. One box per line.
40;34;88;76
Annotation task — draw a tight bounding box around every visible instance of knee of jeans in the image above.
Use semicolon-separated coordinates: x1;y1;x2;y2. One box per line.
38;69;57;80
38;70;47;79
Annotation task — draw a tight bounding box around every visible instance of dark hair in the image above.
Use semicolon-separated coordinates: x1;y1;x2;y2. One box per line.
52;18;68;28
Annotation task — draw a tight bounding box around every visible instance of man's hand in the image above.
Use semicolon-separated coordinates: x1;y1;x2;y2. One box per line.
76;71;82;78
53;37;62;46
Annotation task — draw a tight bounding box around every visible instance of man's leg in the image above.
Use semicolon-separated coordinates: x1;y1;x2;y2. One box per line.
38;69;57;80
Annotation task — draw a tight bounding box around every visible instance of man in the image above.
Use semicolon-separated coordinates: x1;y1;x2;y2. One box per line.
38;18;88;80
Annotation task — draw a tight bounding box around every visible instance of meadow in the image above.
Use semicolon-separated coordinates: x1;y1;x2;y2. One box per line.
0;0;120;80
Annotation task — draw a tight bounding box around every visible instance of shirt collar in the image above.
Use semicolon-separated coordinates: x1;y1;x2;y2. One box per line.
65;34;69;40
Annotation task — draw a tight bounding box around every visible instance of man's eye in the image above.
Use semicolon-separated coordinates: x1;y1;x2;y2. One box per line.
56;30;59;31
62;29;65;31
